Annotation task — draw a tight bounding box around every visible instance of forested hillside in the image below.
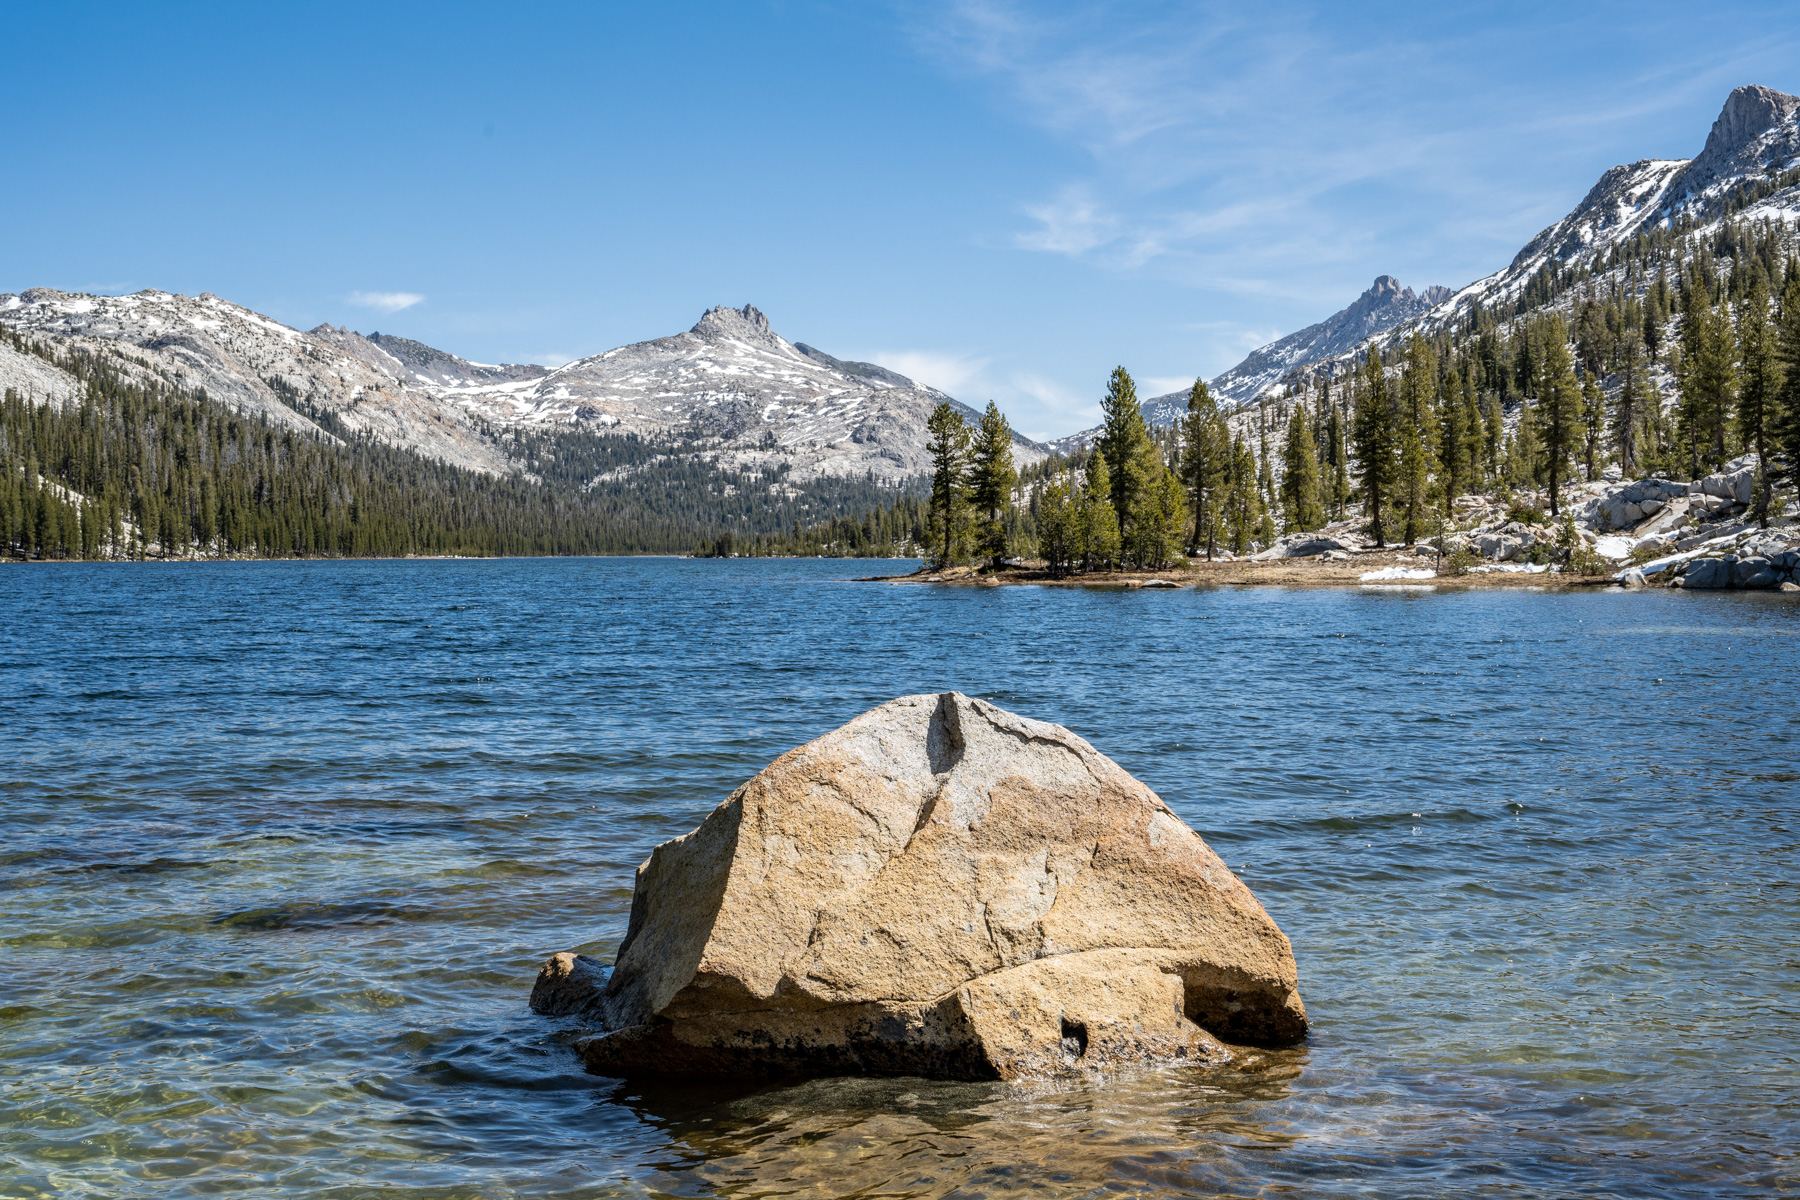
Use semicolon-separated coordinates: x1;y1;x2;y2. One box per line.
0;331;920;560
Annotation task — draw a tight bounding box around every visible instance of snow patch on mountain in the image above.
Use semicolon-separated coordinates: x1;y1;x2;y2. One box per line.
0;293;1045;486
1044;84;1800;454
1047;275;1449;453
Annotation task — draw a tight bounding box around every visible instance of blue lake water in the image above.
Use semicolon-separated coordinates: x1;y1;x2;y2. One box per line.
1;558;1796;1198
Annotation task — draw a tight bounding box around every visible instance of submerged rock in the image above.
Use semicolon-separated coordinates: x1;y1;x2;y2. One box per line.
532;692;1306;1081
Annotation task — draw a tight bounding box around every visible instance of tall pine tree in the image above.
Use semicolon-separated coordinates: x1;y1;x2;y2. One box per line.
1351;348;1397;546
969;401;1017;568
1178;378;1229;558
1279;406;1325;532
925;401;971;568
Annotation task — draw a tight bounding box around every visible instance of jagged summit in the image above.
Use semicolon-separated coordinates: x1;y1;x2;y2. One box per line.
1697;84;1799;165
1047;274;1449;450
1048;82;1800;442
692;303;775;340
1207;274;1453;403
1662;84;1800;213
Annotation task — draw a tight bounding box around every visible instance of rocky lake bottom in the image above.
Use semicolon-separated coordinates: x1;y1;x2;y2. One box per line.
1;557;1795;1198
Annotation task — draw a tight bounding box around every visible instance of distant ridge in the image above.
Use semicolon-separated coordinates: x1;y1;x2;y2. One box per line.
1051;83;1800;449
1049;275;1449;453
0;293;1044;485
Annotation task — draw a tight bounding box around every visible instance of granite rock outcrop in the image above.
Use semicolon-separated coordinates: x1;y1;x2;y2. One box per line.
532;692;1307;1081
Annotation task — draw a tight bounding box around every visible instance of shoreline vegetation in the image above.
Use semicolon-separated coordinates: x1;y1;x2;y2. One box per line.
0;327;918;562
857;239;1800;595
7;230;1800;583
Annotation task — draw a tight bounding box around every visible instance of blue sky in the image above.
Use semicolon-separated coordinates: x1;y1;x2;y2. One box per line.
5;2;1798;438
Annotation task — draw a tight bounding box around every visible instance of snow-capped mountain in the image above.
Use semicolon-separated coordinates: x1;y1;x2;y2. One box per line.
1047;275;1450;452
397;303;1045;483
0;292;1041;484
1047;84;1800;454
1418;84;1800;325
0;288;517;474
1203;276;1455;409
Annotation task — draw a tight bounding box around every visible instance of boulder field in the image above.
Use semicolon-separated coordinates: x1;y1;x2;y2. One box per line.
531;692;1306;1081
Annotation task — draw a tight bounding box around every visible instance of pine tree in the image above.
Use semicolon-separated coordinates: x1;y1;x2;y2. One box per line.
1773;276;1800;488
1736;282;1779;524
1395;335;1437;544
1096;367;1153;528
1127;462;1188;569
1224;435;1264;554
1326;384;1351;518
1079;450;1120;571
1678;297;1737;474
1256;428;1276;519
1438;367;1470;507
1613;338;1650;477
1095;366;1164;563
1507;397;1541;489
1351;348;1397;546
925;401;971;568
1179;379;1229;558
969;401;1016;568
1036;467;1077;578
1279;405;1325;531
1579;368;1606;481
1533;319;1583;516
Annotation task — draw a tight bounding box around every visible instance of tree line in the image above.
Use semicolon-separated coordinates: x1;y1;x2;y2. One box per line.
825;220;1800;569
0;332;922;560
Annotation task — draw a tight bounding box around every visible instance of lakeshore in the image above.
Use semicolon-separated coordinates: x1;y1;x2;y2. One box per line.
868;554;1614;590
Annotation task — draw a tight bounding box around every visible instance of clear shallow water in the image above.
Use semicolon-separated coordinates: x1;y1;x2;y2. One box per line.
0;558;1795;1200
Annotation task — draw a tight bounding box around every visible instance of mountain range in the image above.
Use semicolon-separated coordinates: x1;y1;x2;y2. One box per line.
4;83;1797;522
0;293;1045;486
1052;83;1800;449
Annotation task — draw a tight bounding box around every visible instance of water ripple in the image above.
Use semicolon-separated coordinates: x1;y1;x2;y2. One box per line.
0;559;1796;1198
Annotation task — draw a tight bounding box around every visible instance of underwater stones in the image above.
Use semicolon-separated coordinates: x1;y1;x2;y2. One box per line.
533;692;1306;1081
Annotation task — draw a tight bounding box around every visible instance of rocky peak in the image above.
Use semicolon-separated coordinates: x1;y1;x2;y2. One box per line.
692;303;775;341
1701;84;1800;162
1341;275;1421;322
1365;275;1405;304
1667;84;1800;206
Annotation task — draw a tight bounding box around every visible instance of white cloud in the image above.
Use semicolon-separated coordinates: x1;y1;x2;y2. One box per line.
910;0;1770;293
851;347;1098;438
348;290;425;313
1016;186;1118;255
864;349;991;395
1002;371;1092;439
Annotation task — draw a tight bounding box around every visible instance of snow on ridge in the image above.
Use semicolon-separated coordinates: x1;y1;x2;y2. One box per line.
1040;87;1800;450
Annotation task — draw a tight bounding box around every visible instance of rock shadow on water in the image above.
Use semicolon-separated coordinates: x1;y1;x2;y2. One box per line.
604;1054;1308;1198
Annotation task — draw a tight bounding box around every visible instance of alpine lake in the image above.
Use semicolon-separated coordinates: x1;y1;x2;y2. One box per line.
1;558;1795;1198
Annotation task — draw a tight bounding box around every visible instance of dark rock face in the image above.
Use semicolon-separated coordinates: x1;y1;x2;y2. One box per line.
1680;554;1796;590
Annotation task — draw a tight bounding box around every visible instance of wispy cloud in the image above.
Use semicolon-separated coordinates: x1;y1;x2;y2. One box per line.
860;345;1098;438
865;349;991;395
1016;186;1118;254
348;290;425;313
908;0;1800;298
